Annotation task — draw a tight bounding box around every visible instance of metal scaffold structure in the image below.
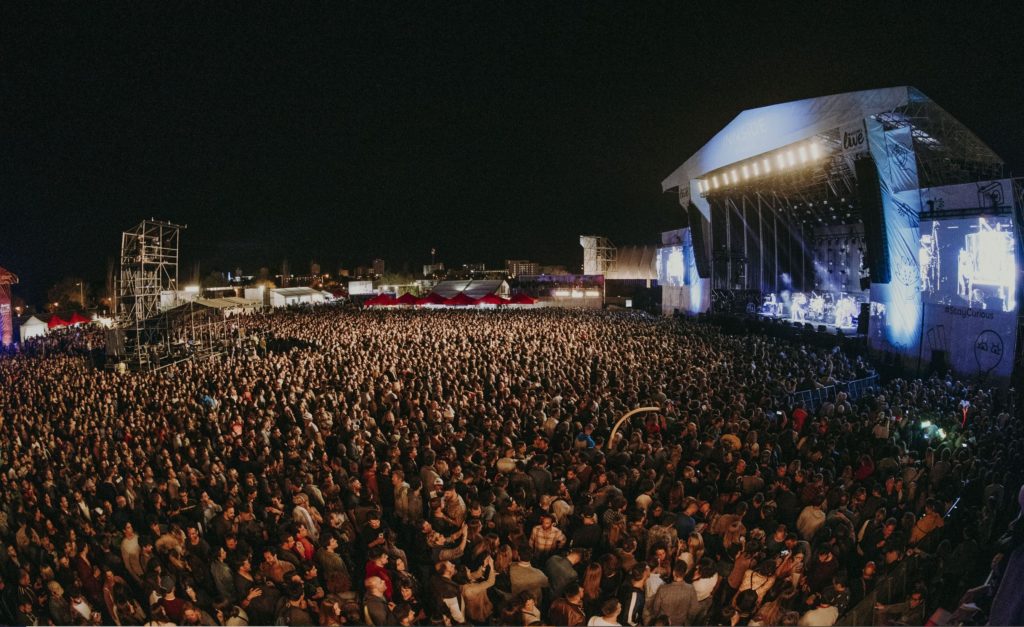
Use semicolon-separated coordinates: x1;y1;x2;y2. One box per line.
115;219;184;369
113;219;230;371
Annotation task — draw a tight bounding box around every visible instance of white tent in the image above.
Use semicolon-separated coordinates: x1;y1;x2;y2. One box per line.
19;316;48;342
269;287;325;308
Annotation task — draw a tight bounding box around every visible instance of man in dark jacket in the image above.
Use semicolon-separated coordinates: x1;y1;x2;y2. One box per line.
363;576;398;627
548;583;587;627
618;564;649;627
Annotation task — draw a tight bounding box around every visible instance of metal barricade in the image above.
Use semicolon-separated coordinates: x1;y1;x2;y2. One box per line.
788;374;879;412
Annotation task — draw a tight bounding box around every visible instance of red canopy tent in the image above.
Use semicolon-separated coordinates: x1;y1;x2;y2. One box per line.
445;292;479;306
364;294;396;307
48;315;69;329
476;293;507;305
416;292;448;306
509;293;536;305
395;292;419;306
69;312;91;325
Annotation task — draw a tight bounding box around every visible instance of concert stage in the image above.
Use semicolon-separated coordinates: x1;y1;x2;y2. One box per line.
658;87;1023;382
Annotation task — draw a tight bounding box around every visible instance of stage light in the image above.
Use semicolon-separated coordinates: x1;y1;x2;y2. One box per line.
763;158;771;173
753;162;760;176
786;151;796;167
742;165;750;180
798;146;808;163
712;175;719;189
810;142;820;159
730;169;738;183
777;154;786;169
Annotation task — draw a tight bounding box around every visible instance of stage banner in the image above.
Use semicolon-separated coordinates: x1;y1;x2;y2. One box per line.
921;303;1016;382
867;121;923;358
839;120;869;173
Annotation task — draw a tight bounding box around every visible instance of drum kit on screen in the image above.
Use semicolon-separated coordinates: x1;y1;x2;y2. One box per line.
762;291;861;329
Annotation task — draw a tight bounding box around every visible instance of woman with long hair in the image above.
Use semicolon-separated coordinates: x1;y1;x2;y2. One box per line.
581;562;604;618
598;553;622;599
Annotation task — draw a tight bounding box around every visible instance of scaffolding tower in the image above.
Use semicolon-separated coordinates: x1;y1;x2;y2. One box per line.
115;219;185;370
580;235;617;275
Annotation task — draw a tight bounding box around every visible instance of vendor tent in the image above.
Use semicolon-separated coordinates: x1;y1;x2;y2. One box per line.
445;292;479;306
68;312;91;325
47;315;69;329
476;294;508;305
365;293;396;307
416;292;447;306
395;292;419;306
509;293;537;305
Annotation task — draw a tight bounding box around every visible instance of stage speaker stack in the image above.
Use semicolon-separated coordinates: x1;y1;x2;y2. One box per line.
854;156;891;284
687;202;711;279
857;302;870;335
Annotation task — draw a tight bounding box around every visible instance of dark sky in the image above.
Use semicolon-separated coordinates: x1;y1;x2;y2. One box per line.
4;4;1023;304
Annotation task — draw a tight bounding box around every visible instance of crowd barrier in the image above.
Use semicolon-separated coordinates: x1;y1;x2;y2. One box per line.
787;374;880;411
836;554;925;626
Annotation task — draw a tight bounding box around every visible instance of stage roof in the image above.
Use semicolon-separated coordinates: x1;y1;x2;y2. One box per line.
661;86;1003;194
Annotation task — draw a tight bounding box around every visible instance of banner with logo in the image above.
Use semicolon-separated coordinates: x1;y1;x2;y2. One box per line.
921;303;1016;381
839;121;869;173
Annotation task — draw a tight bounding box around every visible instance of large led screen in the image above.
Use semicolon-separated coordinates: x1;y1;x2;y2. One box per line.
919;216;1016;312
657;245;686;287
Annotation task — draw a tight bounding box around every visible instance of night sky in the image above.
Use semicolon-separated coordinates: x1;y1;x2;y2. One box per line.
4;4;1023;305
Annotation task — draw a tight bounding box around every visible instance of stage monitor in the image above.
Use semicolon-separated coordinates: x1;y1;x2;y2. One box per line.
919;215;1016;312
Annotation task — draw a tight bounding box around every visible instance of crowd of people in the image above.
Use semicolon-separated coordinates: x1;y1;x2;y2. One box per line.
0;307;1021;626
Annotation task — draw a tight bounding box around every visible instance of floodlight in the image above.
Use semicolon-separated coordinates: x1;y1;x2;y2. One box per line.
712;175;719;189
786;151;796;167
810;142;821;159
753;162;760;176
798;146;808;163
742;165;750;180
763;158;771;173
777;154;786;169
730;169;738;183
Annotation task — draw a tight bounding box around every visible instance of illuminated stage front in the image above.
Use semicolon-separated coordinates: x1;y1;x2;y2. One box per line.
659;87;1022;381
